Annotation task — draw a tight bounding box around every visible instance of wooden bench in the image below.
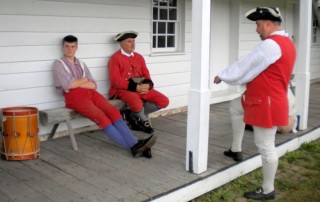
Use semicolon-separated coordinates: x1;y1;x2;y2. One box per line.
39;99;126;151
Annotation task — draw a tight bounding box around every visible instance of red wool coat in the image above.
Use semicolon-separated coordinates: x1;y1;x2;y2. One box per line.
242;35;296;128
108;50;152;98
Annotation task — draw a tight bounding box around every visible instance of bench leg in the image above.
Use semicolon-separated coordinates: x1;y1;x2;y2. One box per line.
66;120;78;151
48;123;59;140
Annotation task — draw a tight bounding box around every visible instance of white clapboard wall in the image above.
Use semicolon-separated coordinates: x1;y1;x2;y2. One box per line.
0;0;193;136
1;0;319;136
310;46;320;80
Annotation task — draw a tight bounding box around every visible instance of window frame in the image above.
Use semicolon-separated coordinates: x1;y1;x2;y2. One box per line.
152;0;182;53
312;13;319;46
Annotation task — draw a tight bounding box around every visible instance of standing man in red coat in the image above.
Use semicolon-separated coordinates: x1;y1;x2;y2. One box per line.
108;31;169;134
214;7;296;200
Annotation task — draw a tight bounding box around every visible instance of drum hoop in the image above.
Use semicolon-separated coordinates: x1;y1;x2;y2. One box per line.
2;107;38;116
0;149;40;157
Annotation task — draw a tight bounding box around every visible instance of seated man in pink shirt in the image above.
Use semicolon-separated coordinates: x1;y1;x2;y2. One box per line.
52;35;156;158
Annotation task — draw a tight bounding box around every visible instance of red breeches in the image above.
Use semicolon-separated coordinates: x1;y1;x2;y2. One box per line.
117;89;169;112
65;88;122;129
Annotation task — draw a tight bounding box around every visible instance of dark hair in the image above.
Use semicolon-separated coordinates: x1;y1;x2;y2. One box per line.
62;35;78;44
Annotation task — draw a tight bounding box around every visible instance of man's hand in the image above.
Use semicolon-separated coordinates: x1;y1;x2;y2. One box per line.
214;76;222;84
80;81;96;89
70;77;96;90
70;77;88;89
136;83;150;94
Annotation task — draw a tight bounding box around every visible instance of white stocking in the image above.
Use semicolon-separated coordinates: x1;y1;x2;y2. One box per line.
253;126;278;194
229;97;245;152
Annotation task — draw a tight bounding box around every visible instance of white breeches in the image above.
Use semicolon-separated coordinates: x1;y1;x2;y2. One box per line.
229;97;278;164
229;97;278;193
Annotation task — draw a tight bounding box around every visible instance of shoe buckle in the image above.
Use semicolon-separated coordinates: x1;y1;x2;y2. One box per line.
144;121;150;127
256;187;263;193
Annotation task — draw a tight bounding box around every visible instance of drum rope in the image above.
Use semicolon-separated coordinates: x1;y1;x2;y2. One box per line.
21;112;30;159
13;112;23;160
28;111;39;159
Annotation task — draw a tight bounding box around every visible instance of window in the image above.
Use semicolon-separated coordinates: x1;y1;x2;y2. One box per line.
312;18;318;44
152;0;181;52
312;9;320;45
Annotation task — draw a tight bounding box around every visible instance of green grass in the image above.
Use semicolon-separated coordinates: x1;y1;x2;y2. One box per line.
191;139;320;202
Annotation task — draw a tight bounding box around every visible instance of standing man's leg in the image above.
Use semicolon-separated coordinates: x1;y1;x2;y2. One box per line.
224;97;245;162
244;126;277;200
278;88;297;133
230;97;246;152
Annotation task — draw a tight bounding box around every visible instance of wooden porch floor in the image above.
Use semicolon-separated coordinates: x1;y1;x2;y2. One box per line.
1;83;320;202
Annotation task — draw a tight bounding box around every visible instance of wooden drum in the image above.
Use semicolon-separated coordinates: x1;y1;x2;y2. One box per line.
1;107;40;160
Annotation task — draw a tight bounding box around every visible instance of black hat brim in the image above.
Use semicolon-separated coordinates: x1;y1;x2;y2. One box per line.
114;31;138;42
246;8;282;22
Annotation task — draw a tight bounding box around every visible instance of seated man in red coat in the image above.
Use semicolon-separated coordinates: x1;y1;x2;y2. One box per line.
108;31;169;134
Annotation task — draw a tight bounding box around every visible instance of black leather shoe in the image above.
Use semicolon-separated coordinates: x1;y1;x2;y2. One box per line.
137;120;154;134
142;148;152;158
244;187;275;200
224;149;243;162
131;119;144;131
245;124;254;131
123;110;142;131
131;135;157;157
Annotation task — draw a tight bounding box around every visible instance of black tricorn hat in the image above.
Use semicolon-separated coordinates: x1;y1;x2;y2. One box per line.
114;31;138;42
246;7;282;22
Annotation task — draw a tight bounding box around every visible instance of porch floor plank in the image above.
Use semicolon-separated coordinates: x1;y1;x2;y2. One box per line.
0;167;52;202
0;83;319;202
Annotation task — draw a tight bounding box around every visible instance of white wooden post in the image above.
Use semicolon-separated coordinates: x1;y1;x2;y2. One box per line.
295;0;312;130
186;0;211;174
